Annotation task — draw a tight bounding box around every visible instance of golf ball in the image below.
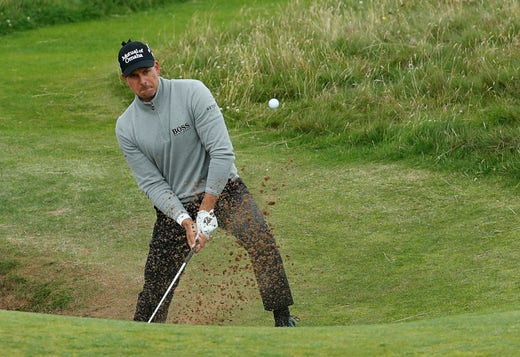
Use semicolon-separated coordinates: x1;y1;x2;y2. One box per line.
268;98;279;109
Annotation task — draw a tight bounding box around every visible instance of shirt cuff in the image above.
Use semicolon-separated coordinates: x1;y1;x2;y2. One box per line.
176;213;191;226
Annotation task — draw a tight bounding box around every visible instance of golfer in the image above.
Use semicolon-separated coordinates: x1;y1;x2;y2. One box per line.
115;40;295;327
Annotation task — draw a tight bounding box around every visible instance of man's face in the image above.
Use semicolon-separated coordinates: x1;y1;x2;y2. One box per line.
123;61;160;102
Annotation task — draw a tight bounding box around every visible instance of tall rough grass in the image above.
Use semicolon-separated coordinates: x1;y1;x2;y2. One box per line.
0;0;180;34
159;0;519;178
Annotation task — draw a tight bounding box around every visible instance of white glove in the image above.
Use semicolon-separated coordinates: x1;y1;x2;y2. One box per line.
196;209;218;238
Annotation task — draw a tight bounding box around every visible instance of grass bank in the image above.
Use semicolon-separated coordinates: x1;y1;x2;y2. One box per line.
2;309;520;355
0;0;185;34
0;0;519;347
154;0;520;180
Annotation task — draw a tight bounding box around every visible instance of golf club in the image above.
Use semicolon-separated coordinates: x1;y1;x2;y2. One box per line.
147;241;198;323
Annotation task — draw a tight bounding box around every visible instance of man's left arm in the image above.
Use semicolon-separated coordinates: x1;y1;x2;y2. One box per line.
189;81;235;242
191;80;236;203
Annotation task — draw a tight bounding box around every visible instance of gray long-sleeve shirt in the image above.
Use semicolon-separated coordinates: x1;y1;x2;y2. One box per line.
116;77;238;222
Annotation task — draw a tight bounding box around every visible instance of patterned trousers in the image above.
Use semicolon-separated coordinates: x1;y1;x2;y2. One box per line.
133;178;294;322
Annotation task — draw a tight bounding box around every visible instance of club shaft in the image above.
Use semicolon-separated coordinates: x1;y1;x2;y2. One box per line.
147;249;195;323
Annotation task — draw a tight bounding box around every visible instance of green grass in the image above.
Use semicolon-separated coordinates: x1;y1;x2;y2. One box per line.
1;0;520;354
0;0;184;34
155;0;520;179
2;309;520;356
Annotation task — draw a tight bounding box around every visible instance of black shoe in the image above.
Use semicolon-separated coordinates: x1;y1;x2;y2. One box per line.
275;315;298;327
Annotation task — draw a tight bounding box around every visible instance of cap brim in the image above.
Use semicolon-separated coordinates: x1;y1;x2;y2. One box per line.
122;59;155;77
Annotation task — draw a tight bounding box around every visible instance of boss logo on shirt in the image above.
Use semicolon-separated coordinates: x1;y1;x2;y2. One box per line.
172;123;191;136
206;103;218;111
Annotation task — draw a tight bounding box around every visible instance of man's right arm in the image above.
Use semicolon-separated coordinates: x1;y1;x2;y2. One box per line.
115;125;189;224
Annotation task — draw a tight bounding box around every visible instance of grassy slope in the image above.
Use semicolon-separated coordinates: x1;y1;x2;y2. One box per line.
0;0;289;319
156;0;520;181
2;309;520;356
1;0;520;354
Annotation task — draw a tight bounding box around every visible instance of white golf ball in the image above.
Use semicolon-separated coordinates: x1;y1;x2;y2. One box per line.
268;98;280;109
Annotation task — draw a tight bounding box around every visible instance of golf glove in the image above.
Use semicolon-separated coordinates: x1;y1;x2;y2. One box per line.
196;209;218;238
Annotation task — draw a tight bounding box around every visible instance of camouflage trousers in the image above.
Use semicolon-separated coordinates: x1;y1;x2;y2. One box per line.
133;178;294;322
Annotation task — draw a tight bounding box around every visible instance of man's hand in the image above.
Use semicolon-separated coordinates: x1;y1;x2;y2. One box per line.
181;218;206;253
180;193;218;253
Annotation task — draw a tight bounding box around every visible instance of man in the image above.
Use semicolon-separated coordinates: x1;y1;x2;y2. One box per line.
115;40;295;327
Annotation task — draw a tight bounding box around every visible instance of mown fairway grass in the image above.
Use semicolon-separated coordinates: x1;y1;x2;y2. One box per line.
1;0;520;355
2;309;520;356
